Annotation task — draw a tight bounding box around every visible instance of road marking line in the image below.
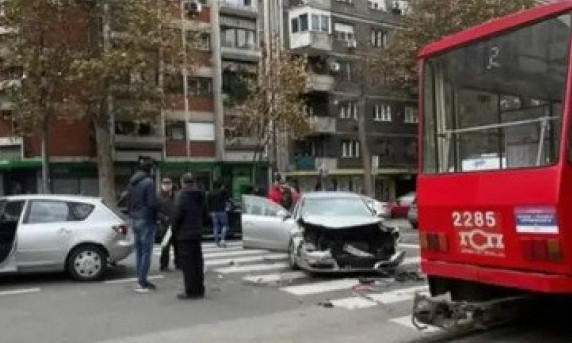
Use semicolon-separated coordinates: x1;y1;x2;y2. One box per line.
389;315;441;333
0;288;41;297
202;246;244;253
104;275;165;284
202;241;243;249
243;271;307;284
203;249;270;259
399;243;420;249
215;262;290;274
281;279;360;296
206;253;287;267
329;296;378;310
366;286;429;304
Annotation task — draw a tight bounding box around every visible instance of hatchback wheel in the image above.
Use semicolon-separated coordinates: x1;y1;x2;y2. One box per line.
67;245;107;281
288;241;299;270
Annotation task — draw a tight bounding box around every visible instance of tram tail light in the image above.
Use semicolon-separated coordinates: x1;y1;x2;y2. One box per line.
521;238;562;262
420;232;448;253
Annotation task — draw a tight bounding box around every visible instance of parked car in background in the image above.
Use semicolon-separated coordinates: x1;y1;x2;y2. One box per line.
408;199;418;229
390;192;416;219
0;195;133;281
362;196;390;219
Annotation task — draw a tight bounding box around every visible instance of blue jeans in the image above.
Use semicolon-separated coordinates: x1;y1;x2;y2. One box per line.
211;211;228;244
132;219;156;286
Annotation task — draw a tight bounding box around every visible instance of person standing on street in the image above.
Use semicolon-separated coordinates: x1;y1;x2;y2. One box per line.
127;158;158;293
172;172;206;300
158;178;178;271
208;182;230;248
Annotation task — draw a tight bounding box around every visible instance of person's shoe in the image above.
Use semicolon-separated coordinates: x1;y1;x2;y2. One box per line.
177;292;204;300
144;281;157;290
134;284;150;294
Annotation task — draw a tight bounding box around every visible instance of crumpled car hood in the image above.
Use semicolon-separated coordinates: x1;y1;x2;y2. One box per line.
300;215;382;229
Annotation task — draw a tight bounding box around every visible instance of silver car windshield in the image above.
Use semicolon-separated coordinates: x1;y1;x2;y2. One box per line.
301;198;373;217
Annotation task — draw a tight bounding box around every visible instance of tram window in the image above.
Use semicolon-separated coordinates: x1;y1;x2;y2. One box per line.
423;14;570;174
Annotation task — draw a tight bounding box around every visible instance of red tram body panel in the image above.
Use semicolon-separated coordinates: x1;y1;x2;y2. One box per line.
418;2;572;294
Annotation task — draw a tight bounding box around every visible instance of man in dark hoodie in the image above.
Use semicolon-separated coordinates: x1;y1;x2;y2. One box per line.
127;158;158;293
208;182;230;248
172;172;206;299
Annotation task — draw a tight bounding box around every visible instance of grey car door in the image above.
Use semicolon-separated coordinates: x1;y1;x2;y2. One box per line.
0;200;25;273
17;200;75;268
242;196;292;251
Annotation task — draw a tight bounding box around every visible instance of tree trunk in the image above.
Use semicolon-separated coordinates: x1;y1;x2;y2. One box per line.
40;115;51;194
94;115;116;207
358;95;373;197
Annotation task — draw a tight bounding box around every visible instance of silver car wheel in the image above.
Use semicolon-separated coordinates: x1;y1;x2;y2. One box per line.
73;249;103;279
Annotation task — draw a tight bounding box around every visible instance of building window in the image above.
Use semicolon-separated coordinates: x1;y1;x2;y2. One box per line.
341;61;353;81
166;121;186;140
404;107;418;123
222;28;256;49
368;0;387;11
187;32;210;51
374;104;392;122
300;14;309;31
336;0;353;4
342;140;360;158
334;23;355;41
340;101;358;119
311;14;330;32
371;29;389;48
188;77;212;96
291;18;299;33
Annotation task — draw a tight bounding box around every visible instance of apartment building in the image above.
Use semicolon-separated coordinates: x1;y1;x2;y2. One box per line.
0;0;265;199
283;0;417;200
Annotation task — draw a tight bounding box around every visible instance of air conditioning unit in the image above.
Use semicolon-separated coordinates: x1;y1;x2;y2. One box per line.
347;40;357;49
184;0;203;15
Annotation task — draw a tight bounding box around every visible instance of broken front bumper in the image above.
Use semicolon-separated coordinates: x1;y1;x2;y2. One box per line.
295;246;406;273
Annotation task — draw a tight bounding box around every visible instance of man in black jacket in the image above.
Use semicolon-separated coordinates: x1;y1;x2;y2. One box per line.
127;158;158;293
172;172;206;299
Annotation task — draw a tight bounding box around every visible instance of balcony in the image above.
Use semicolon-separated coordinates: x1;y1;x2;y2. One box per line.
292;0;331;8
289;32;333;51
306;74;334;92
219;0;258;18
114;134;165;150
315;157;337;173
295;155;316;171
225;136;259;149
220;45;261;62
309;116;336;134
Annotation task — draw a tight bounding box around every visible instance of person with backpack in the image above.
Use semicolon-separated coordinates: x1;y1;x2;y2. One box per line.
127;157;158;293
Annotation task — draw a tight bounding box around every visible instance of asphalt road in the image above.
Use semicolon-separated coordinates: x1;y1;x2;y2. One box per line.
2;221;570;343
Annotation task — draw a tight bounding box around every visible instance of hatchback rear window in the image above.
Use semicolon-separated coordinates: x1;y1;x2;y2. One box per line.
25;200;94;224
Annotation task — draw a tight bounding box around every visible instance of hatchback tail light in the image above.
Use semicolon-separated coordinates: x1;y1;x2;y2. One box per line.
113;224;129;235
420;232;448;253
521;238;562;262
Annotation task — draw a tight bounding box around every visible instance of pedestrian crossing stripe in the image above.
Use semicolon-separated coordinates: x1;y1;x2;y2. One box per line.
215;262;290;274
281;279;360;296
205;253;288;267
203;249;269;259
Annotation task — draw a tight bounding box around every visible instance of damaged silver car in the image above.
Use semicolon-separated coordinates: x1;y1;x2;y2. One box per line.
288;192;405;273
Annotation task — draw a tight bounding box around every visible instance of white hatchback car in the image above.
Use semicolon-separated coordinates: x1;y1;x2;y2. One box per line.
0;194;133;281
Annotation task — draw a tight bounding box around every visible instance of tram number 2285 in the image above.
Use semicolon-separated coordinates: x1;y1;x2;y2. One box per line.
452;211;497;228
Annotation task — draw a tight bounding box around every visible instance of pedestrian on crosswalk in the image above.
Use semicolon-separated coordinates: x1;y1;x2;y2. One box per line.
126;157;158;294
172;172;206;300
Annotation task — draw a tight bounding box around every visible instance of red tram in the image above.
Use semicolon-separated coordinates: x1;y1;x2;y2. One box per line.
417;1;572;311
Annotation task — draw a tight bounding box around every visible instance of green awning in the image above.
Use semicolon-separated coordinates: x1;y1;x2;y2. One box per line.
0;159;42;171
159;161;216;171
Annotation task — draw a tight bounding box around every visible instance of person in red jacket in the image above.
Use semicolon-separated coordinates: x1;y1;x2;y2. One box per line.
268;174;283;205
